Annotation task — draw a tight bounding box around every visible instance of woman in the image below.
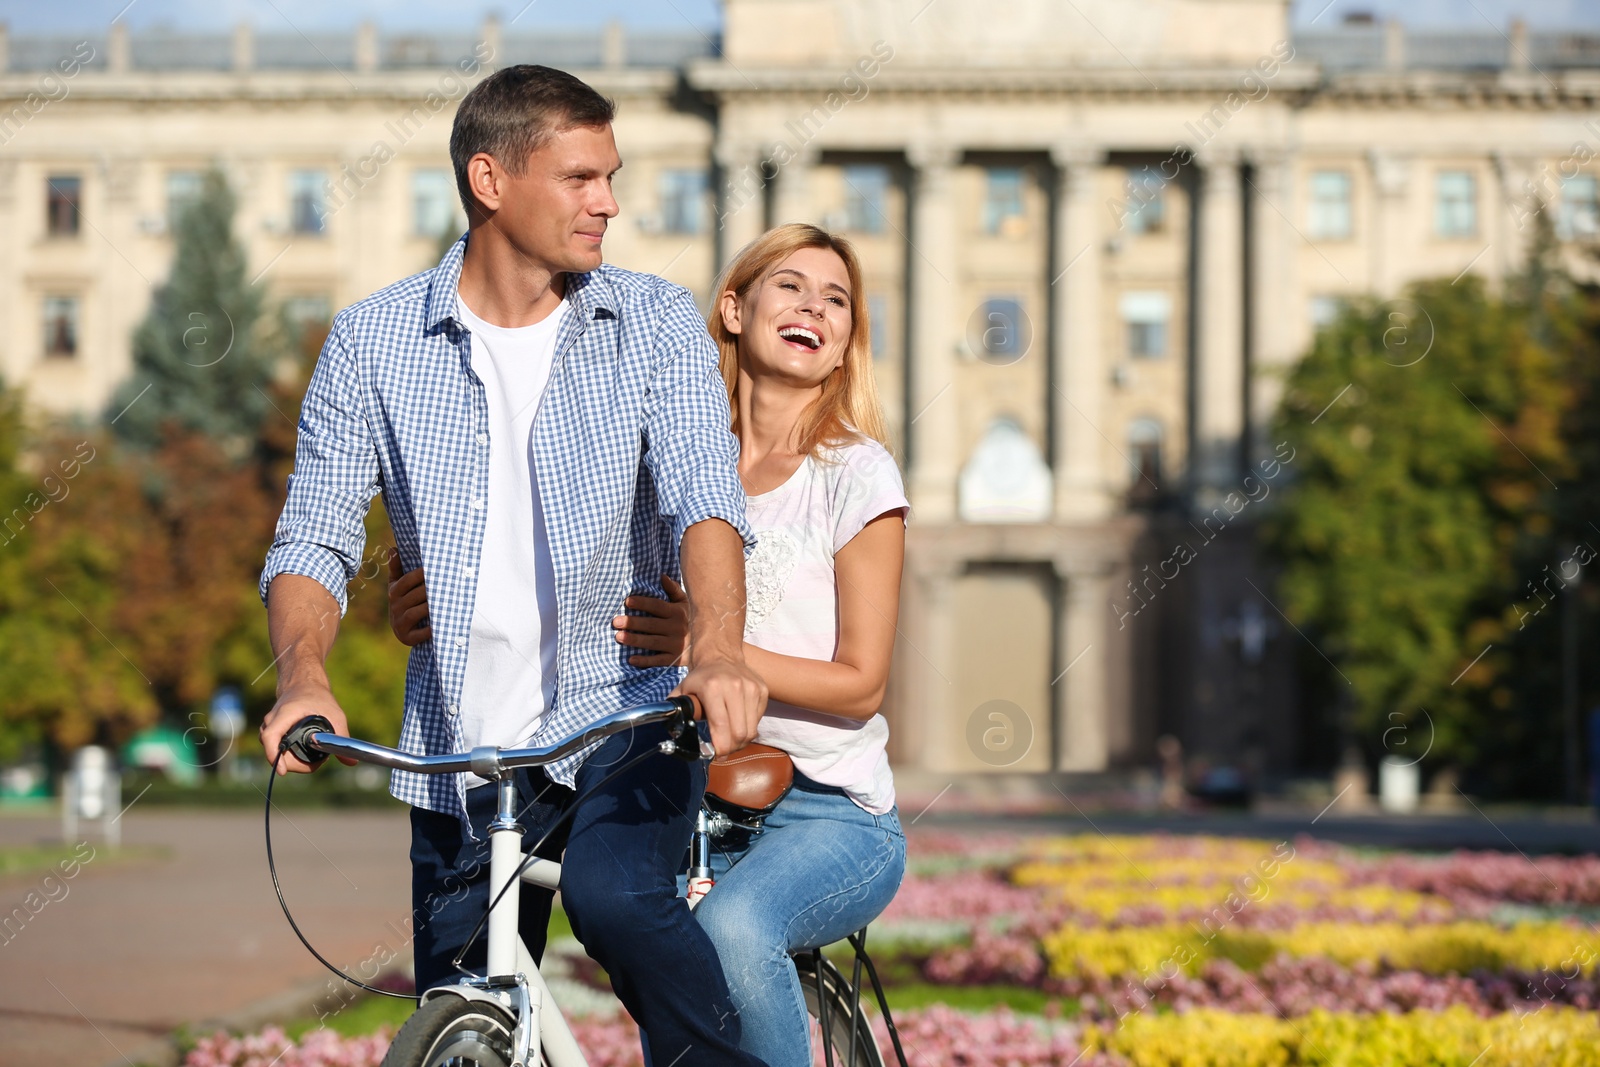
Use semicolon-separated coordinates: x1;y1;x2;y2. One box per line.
387;223;908;1067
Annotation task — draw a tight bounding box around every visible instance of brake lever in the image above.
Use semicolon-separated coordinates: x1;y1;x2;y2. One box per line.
280;714;333;769
662;696;711;762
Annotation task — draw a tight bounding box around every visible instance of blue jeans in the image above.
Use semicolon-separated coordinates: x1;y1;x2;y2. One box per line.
409;720;765;1067
688;772;907;1067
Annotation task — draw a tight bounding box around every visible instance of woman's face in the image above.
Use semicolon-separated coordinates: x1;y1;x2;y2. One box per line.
722;245;853;389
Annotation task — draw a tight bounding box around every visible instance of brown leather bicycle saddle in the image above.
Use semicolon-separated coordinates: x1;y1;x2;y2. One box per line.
705;742;793;817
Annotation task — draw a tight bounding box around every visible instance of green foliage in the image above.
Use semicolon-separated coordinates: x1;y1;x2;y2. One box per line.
1264;277;1571;765
107;169;280;452
0;250;409;769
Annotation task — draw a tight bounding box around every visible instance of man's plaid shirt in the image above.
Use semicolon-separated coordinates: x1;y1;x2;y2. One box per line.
260;235;751;824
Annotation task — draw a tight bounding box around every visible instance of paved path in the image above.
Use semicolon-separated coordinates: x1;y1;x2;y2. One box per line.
0;806;413;1067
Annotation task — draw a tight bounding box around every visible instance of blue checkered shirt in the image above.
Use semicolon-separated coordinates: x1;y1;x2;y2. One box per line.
260;235;751;824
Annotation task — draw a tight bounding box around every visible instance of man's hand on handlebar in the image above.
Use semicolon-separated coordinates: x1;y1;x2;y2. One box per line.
260;687;357;774
672;655;766;759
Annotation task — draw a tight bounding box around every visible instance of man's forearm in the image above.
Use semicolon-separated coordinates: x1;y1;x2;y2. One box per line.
679;519;748;665
266;573;343;694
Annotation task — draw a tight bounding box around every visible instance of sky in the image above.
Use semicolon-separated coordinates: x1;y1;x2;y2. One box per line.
0;0;1593;34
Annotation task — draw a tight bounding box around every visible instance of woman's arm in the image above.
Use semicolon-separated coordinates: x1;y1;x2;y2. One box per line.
613;513;906;719
744;510;905;721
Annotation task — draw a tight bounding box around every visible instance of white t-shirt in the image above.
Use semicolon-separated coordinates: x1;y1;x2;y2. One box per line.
743;437;910;814
456;292;568;778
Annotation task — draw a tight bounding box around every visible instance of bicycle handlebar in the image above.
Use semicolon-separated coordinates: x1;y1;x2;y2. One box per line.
278;697;703;779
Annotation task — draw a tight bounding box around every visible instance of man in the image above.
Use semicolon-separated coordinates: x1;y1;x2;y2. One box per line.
258;65;767;1067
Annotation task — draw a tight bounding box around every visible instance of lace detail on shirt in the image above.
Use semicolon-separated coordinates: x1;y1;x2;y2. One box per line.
744;528;799;632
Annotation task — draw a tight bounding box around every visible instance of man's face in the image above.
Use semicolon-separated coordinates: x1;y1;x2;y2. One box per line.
477;122;622;275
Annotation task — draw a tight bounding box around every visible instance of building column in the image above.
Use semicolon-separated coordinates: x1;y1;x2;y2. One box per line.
1055;563;1111;771
715;140;767;270
1248;146;1295;464
108;22;130;73
1368;150;1411;295
1195;147;1244;493
479;15;502;70
355;21;379;74
772;143;819;226
231;22;254;71
906;142;961;523
1493;152;1537;286
898;555;960;771
1051;143;1111;521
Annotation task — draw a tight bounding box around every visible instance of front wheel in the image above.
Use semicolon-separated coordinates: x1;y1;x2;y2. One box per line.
382;994;517;1067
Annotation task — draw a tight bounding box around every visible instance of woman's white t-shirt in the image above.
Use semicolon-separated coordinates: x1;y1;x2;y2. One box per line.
743;437;910;814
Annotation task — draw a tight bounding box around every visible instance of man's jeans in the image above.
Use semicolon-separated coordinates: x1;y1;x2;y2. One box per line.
688;772;907;1067
409;720;765;1067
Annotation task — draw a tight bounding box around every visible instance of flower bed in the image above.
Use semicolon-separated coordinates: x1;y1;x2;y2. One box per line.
189;1006;1600;1067
190;830;1600;1067
1042;918;1596;978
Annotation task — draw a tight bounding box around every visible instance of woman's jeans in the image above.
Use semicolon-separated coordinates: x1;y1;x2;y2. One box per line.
689;772;907;1067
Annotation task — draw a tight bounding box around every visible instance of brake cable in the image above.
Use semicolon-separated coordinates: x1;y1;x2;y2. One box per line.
265;747;414;999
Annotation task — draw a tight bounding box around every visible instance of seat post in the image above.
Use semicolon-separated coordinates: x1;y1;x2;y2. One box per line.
687;808;715;908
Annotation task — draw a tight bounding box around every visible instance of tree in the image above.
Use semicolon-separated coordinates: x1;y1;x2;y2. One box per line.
0;411;160;758
0;183;413;770
106;168;280;453
1264;275;1571;772
213;325;411;752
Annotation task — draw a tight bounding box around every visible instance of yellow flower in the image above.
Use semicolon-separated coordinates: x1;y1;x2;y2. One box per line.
1084;1008;1600;1067
1043;919;1600;978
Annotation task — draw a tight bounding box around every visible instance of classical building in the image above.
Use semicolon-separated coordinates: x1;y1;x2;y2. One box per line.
3;0;1598;783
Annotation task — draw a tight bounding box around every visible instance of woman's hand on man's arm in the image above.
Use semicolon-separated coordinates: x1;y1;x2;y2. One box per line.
612;574;690;667
386;550;432;647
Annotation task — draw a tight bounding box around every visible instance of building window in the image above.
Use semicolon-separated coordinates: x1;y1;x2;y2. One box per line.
1120;291;1170;359
43;296;78;358
983;167;1026;235
1559;176;1600;241
1128;417;1163;499
1435;171;1477;238
1310;294;1346;331
977;297;1028;364
166;171;204;230
867;292;889;361
412;169;457;239
1307;170;1352;240
290;170;327;235
284;294;332;331
658;169;708;235
842;164;890;234
46;176;81;236
1123;165;1165;234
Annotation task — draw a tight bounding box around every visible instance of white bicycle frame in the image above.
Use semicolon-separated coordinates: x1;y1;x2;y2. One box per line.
299;700;706;1067
417;772;583;1067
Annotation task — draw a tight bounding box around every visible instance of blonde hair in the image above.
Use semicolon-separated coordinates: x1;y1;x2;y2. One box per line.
710;223;890;457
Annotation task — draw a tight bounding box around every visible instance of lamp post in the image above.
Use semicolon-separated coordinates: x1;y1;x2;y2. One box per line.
1562;548;1582;806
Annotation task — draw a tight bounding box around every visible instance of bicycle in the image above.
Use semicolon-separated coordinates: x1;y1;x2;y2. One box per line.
686;754;910;1067
269;698;909;1067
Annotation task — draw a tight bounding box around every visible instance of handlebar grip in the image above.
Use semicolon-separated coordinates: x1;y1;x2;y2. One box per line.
669;694;701;720
281;715;333;768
